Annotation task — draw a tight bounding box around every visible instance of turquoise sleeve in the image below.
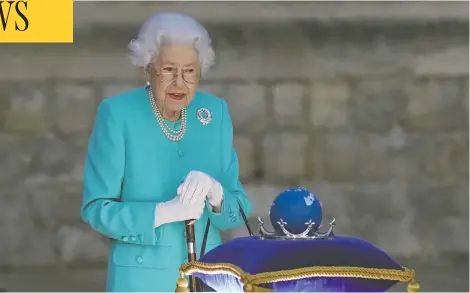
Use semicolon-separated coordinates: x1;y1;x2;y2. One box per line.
207;99;253;230
81;100;159;246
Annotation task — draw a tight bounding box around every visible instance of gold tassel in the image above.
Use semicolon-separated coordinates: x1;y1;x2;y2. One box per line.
243;284;253;292
175;273;190;292
407;279;420;292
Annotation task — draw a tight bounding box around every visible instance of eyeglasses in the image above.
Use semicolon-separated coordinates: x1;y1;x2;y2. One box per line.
154;66;200;84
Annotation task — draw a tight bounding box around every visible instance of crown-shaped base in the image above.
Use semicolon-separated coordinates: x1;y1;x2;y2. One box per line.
257;217;336;240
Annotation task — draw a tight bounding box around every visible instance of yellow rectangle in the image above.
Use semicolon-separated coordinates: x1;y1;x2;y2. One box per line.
0;0;73;43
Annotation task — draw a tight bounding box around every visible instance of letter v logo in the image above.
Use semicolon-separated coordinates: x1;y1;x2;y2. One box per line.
0;1;14;31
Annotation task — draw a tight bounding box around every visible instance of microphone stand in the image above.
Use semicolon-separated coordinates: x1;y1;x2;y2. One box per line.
185;219;203;292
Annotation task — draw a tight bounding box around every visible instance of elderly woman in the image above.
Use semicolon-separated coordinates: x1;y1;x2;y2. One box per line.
80;12;252;292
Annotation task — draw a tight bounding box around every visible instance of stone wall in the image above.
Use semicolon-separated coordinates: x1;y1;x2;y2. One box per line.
0;1;468;279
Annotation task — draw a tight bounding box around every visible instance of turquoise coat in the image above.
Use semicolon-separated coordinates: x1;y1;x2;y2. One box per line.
81;87;253;292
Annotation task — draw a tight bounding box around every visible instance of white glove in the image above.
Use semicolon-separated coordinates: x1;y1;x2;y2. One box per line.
178;171;213;204
178;170;224;209
154;195;205;228
207;177;224;210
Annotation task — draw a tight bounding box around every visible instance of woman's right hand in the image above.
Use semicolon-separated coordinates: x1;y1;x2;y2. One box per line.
154;195;205;228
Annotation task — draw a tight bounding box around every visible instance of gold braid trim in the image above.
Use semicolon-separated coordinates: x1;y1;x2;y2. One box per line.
176;261;420;292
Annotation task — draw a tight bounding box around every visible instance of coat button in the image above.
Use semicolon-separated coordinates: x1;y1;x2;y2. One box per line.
178;149;184;157
130;236;136;242
136;256;143;264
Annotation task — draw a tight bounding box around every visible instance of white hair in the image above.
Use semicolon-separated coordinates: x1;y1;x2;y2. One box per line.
128;12;215;76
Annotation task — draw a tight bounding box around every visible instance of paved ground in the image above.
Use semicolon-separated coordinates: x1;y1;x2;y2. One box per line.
0;260;467;292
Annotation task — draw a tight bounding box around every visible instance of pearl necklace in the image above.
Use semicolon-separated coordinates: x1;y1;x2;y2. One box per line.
147;86;187;142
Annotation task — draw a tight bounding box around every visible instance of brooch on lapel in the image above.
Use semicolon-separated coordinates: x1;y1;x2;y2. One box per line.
197;108;212;126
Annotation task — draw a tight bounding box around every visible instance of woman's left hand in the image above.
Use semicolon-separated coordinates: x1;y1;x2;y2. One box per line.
178;170;223;208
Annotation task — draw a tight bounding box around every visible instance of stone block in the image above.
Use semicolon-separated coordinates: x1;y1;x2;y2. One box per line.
272;82;305;127
310;80;351;129
0;186;59;267
404;133;468;186
0;182;107;267
102;83;141;99
349;181;418;255
204;29;417;80
308;133;353;181
29;183;83;229
0;134;33;184
233;135;255;181
352;180;411;222
408;181;467;223
1;83;50;134
73;2;468;27
464;80;469;112
0;51;141;81
413;46;469;76
431;217;469;254
407;182;469;257
26;137;86;184
225;83;267;133
56;224;109;264
350;78;408;132
198;83;228;99
374;217;422;257
309;129;420;182
205;27;316;81
0;269;107;291
55;84;97;134
403;79;467;131
450;183;469;218
262;132;309;181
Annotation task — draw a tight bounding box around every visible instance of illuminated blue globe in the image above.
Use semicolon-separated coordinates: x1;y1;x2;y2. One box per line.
269;187;323;235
